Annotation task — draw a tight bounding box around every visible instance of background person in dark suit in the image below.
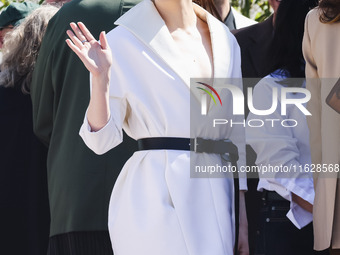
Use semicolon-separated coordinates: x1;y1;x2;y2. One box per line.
0;5;58;255
30;1;140;254
232;0;280;79
232;2;280;254
245;0;318;254
233;0;320;254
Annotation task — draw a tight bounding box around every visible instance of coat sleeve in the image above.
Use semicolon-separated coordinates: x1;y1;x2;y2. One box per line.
302;10;322;166
246;80;314;229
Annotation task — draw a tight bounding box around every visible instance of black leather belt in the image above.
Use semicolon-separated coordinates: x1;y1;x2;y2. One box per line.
137;137;239;166
263;190;287;202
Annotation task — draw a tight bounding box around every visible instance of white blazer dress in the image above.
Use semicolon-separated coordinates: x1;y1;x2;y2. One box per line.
79;1;246;254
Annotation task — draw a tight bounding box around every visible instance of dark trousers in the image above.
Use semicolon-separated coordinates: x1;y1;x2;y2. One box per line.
254;191;314;255
47;231;113;255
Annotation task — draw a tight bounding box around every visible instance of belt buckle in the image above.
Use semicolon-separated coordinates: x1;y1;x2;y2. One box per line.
224;139;239;163
193;137;200;152
221;139;231;162
221;153;231;162
190;137;204;153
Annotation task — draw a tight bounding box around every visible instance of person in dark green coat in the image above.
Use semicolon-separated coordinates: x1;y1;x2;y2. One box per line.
30;1;141;254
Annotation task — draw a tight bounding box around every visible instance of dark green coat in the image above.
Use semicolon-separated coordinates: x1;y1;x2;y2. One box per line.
30;0;140;237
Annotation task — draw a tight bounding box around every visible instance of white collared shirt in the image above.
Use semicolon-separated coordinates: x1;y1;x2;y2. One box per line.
246;72;314;229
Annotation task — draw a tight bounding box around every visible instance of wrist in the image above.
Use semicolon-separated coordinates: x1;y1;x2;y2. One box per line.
92;71;110;93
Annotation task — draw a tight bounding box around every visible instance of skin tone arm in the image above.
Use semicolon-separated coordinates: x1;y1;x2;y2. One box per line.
238;190;249;255
66;22;112;132
292;193;313;213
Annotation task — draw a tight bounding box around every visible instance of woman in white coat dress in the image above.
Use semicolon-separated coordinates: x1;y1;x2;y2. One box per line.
66;0;247;254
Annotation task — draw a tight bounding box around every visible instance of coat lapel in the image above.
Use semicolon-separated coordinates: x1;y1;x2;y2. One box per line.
201;6;233;111
115;0;234;108
115;0;189;85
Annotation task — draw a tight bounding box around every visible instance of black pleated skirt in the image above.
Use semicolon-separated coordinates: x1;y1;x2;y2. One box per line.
47;231;113;255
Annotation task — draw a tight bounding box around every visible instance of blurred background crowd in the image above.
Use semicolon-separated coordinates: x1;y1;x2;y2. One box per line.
0;0;339;255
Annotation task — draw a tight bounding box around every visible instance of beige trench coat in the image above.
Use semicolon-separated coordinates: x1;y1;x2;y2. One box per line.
303;8;340;251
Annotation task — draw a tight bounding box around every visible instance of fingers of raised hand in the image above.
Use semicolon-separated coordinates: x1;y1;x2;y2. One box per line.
99;31;112;51
69;22;95;45
68;22;87;46
77;22;96;42
66;29;82;50
65;37;82;57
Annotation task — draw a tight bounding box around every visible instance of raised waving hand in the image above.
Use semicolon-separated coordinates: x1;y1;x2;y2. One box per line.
66;22;112;132
66;22;112;78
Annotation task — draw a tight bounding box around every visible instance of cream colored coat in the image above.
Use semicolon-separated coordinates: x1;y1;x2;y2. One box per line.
303;8;340;251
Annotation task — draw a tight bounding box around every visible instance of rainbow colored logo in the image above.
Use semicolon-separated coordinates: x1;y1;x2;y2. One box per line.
196;82;222;106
